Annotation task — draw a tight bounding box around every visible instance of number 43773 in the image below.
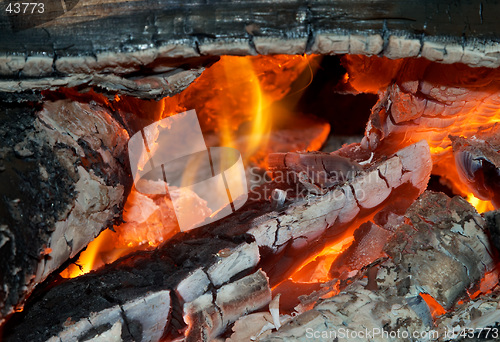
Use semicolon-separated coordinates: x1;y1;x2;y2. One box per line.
6;2;45;14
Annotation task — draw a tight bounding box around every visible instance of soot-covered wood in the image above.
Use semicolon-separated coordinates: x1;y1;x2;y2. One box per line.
0;97;130;325
3;140;433;341
259;191;496;342
3;234;264;342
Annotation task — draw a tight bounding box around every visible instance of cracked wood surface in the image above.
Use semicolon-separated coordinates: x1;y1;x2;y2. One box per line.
2;140;432;341
0;98;130;326
1;0;500;93
259;192;496;342
3;236;264;342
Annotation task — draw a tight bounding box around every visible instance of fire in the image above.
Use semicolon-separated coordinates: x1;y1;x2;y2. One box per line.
466;194;495;213
289;236;354;283
62;54;496;292
343;55;499;211
60;229;116;278
61;55;317;278
420;293;447;319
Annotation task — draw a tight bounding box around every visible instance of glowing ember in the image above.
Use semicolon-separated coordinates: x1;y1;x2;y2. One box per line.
343;55;499;210
420;293;447;319
289;236;354;284
61;55;317;278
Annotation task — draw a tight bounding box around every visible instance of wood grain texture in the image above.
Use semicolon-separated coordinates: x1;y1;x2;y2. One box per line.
0;98;130;326
2;140;433;341
0;0;500;86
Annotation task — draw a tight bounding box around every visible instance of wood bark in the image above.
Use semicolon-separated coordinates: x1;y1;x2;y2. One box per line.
1;0;500;93
0;98;130;325
350;56;500;203
258;192;496;342
3;236;264;342
2;140;433;341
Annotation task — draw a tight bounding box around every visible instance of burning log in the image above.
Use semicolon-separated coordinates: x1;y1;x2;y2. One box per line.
344;55;500;208
0;99;130;325
238;140;432;284
260;192;495;341
2;236;263;342
1;0;500;95
451;123;500;208
2;140;432;340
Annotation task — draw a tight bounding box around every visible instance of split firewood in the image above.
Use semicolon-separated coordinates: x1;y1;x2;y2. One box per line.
2;139;432;340
2;236;262;342
0;99;130;325
261;192;495;342
346;56;500;199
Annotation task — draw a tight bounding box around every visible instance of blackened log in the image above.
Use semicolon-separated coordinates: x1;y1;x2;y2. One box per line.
2;139;432;341
3;237;262;342
1;0;500;93
0;98;130;325
261;192;495;342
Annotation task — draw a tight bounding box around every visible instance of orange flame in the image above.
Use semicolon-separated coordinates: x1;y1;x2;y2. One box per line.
466;194;495;213
420;293;447;319
289;236;355;284
60;55;317;278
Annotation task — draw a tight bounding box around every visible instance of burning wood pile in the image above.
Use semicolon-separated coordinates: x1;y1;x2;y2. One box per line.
1;53;499;342
1;1;500;341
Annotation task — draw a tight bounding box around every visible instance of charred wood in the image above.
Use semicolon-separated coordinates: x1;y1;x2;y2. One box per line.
261;191;495;342
1;0;500;93
0;99;130;325
3;236;262;342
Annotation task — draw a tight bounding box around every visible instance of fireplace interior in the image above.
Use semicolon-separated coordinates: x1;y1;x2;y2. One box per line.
1;1;500;341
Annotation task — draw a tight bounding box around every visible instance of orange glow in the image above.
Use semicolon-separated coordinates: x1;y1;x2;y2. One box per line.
60;55;319;279
344;55;499;210
60;229;117;278
469;269;500;299
466;194;495;213
289;236;355;283
420;293;447;319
